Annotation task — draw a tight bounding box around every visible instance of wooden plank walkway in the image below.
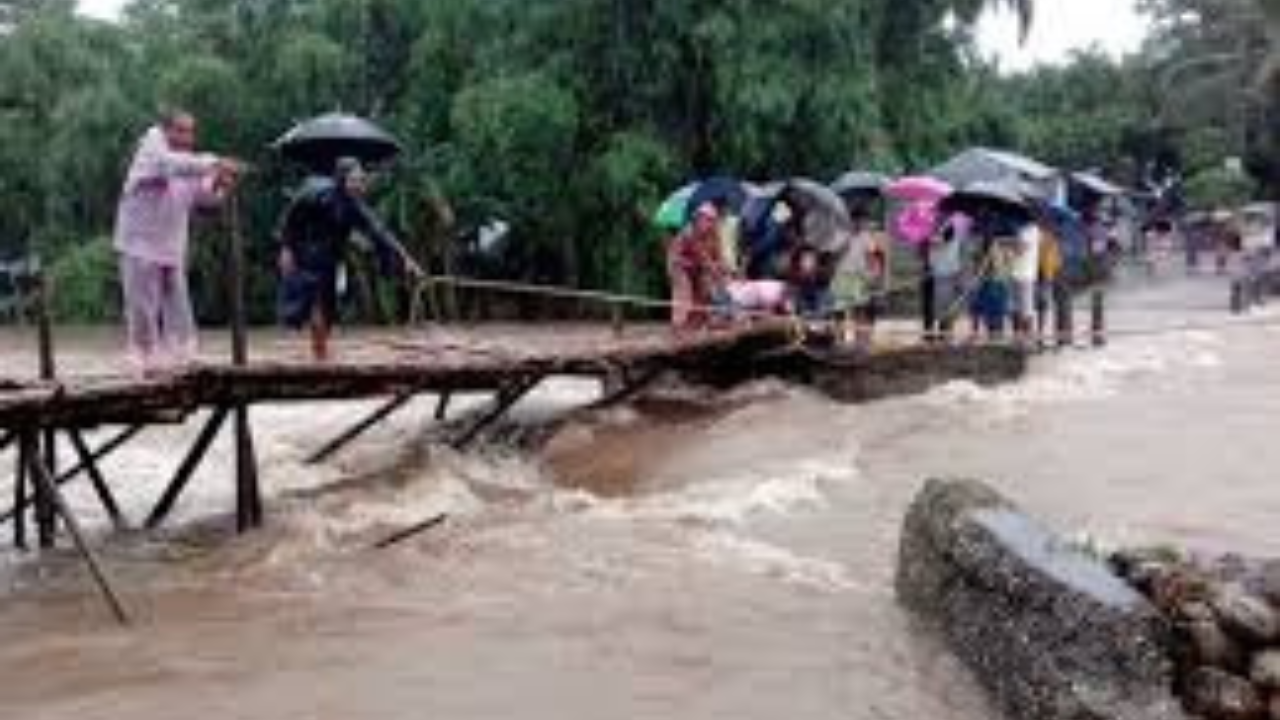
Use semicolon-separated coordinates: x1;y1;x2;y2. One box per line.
0;324;793;428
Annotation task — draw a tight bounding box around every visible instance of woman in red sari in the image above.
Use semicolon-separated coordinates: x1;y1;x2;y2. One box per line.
667;203;728;331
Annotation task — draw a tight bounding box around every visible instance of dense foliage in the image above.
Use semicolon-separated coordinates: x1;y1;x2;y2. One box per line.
0;0;1271;323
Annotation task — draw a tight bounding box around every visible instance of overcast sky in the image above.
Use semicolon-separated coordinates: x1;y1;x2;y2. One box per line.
976;0;1148;71
79;0;1149;71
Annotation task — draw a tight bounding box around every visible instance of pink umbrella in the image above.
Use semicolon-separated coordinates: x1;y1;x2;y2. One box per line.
885;176;952;203
892;201;942;246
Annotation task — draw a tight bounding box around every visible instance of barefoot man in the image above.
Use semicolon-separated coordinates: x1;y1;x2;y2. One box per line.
114;109;239;375
276;157;423;361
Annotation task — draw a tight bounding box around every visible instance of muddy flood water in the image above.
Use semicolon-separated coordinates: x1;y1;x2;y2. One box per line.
1;267;1277;719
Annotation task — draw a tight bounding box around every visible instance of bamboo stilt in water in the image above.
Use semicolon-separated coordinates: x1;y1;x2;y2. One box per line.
434;391;452;421
307;392;418;465
372;514;447;550
13;432;29;550
35;433;57;549
26;452;130;625
234;404;262;532
450;375;541;450
0;425;142;525
67;429;128;530
35;268;59;548
146;407;229;530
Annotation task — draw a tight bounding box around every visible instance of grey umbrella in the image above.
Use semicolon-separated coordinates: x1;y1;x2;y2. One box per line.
273;113;403;173
831;171;890;198
930;147;1059;200
783;178;857;256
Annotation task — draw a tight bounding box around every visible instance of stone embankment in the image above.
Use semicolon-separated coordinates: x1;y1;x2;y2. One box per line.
1113;549;1280;720
896;479;1187;720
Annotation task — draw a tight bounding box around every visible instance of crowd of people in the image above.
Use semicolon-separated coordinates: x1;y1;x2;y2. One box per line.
663;189;893;344
663;181;1083;350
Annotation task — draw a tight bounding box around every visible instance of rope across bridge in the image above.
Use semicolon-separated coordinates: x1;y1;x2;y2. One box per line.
405;253;1216;348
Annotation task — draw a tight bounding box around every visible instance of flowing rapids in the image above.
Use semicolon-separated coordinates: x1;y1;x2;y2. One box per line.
0;268;1275;719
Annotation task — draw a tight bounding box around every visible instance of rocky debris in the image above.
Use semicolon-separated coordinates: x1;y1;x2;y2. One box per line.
896;479;1186;720
1184;667;1265;720
1189;616;1249;673
1215;586;1280;646
1113;549;1280;720
1260;561;1280;610
1252;651;1280;691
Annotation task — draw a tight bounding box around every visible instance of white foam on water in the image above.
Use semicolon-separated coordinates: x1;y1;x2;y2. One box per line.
581;467;833;527
923;328;1224;417
0;391;563;579
688;530;861;593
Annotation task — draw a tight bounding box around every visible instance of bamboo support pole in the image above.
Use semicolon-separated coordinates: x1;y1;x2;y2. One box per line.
306;391;418;465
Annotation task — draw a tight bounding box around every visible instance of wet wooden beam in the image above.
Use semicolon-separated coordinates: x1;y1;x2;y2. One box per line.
35;268;59;549
26;452;130;625
450;375;542;450
0;381;203;428
1;425;142;525
306;391;419;465
57;426;144;486
233;404;261;533
591;365;663;410
372;513;448;550
66;429;128;531
0;325;793;429
35;431;56;549
145;407;229;530
13;432;28;549
434;391;452;421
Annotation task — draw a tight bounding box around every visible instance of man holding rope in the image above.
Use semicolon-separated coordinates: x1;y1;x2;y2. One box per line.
276;157;423;361
114;109;242;376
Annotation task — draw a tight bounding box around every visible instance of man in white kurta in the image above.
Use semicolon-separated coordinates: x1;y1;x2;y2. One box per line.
113;111;235;374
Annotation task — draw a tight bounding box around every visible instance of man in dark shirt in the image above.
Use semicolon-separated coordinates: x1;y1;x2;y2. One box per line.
276;157;422;360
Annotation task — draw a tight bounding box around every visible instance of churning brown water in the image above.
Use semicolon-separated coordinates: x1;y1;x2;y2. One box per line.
1;265;1277;720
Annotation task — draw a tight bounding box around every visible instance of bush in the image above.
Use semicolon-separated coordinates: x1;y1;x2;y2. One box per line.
47;237;119;324
1184;167;1256;210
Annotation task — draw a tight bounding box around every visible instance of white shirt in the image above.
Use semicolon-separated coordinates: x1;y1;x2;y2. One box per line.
1009;223;1041;283
928;236;963;278
113;127;219;267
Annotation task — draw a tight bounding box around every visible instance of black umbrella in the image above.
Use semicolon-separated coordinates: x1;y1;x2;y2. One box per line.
939;180;1033;223
273;113;403;173
686;176;749;221
830;171;890;199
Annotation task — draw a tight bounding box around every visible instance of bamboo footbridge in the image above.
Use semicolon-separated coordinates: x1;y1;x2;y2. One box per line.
0;325;791;430
0;317;808;624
